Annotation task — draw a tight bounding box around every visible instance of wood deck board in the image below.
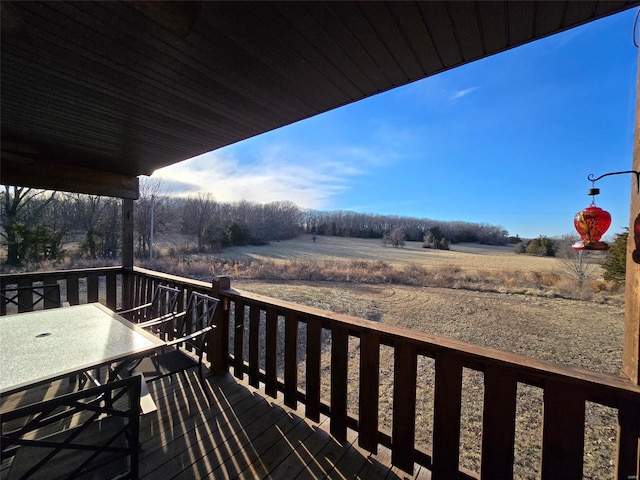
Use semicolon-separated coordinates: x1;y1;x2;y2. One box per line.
1;370;429;480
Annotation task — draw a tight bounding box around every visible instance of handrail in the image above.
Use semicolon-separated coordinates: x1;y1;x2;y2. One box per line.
217;284;640;404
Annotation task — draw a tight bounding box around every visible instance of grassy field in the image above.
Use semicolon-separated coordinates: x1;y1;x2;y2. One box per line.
178;234;624;479
210;234;564;271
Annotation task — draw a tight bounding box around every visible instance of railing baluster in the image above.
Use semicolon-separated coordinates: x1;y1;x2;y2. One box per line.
87;272;99;303
481;365;517;479
541;380;585;480
17;277;33;313
67;273;80;305
616;400;640;480
234;301;246;379
391;341;418;473
330;325;348;442
106;270;117;310
432;352;463;480
248;304;260;388
43;286;57;309
284;312;298;409
265;309;278;398
305;318;322;422
133;273;142;307
359;331;380;454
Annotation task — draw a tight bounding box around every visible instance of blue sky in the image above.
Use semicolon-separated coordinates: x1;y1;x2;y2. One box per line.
154;8;639;239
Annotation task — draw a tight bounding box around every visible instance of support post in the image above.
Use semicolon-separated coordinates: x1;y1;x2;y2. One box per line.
618;47;640;480
622;48;640;385
122;198;134;311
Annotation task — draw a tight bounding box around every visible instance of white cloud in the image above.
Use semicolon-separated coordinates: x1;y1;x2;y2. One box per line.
451;87;479;100
151;142;385;209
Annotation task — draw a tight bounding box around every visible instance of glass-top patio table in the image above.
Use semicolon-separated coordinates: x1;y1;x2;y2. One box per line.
0;303;166;397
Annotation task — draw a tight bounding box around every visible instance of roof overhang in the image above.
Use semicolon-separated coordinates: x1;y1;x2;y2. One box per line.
2;1;638;198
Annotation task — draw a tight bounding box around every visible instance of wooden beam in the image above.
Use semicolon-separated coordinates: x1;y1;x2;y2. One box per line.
622;48;640;385
1;156;139;199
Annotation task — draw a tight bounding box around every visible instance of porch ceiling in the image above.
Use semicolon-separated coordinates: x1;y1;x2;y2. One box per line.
1;1;638;198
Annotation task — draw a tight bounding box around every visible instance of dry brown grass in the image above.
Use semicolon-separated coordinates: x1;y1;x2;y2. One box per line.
142;234;621;303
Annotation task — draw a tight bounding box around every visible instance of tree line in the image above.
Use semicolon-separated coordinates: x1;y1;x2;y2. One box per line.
1;182;514;266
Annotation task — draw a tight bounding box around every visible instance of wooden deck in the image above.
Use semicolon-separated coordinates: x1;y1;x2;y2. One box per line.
1;369;432;480
139;369;432;480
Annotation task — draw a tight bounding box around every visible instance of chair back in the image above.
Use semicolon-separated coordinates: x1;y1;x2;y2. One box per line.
123;284;180;323
1;375;141;480
0;284;62;315
177;291;220;354
148;285;181;320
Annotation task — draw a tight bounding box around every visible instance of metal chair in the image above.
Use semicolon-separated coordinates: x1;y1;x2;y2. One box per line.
116;291;219;388
118;284;181;324
1;376;141;480
0;284;62;315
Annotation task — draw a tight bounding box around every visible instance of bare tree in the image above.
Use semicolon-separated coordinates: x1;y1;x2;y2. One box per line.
181;193;219;252
0;185;57;265
135;178;167;257
383;227;405;248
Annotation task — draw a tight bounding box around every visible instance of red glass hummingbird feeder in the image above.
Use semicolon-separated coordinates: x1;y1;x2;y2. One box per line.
573;170;640;251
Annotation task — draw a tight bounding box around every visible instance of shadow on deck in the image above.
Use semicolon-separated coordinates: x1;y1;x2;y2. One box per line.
139;369;431;479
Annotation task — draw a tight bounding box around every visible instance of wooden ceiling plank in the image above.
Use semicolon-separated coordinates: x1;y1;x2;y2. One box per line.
307;2;393;93
2;71;257;152
1;35;272;139
0;57;244;147
272;2;375;98
447;1;486;61
386;1;444;75
327;1;407;87
192;1;352;111
417;2;464;69
593;1;635;17
102;2;310;119
563;1;598;26
99;2;316;122
476;1;509;54
241;2;356;104
506;1;536;46
356;2;421;81
534;1;568;37
12;2;284;133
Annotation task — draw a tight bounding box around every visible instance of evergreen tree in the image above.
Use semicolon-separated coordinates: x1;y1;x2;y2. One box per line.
602;230;628;284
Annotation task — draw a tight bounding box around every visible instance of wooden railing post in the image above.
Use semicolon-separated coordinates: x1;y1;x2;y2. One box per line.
359;330;380;454
615;400;640;480
265;309;279;398
211;276;231;375
330;325;348;442
432;352;463;480
481;366;517;479
284;313;299;409
391;341;417;473
305;317;322;422
541;380;585;480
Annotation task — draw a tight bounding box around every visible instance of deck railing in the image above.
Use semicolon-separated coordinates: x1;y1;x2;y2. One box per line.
2;267;639;479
